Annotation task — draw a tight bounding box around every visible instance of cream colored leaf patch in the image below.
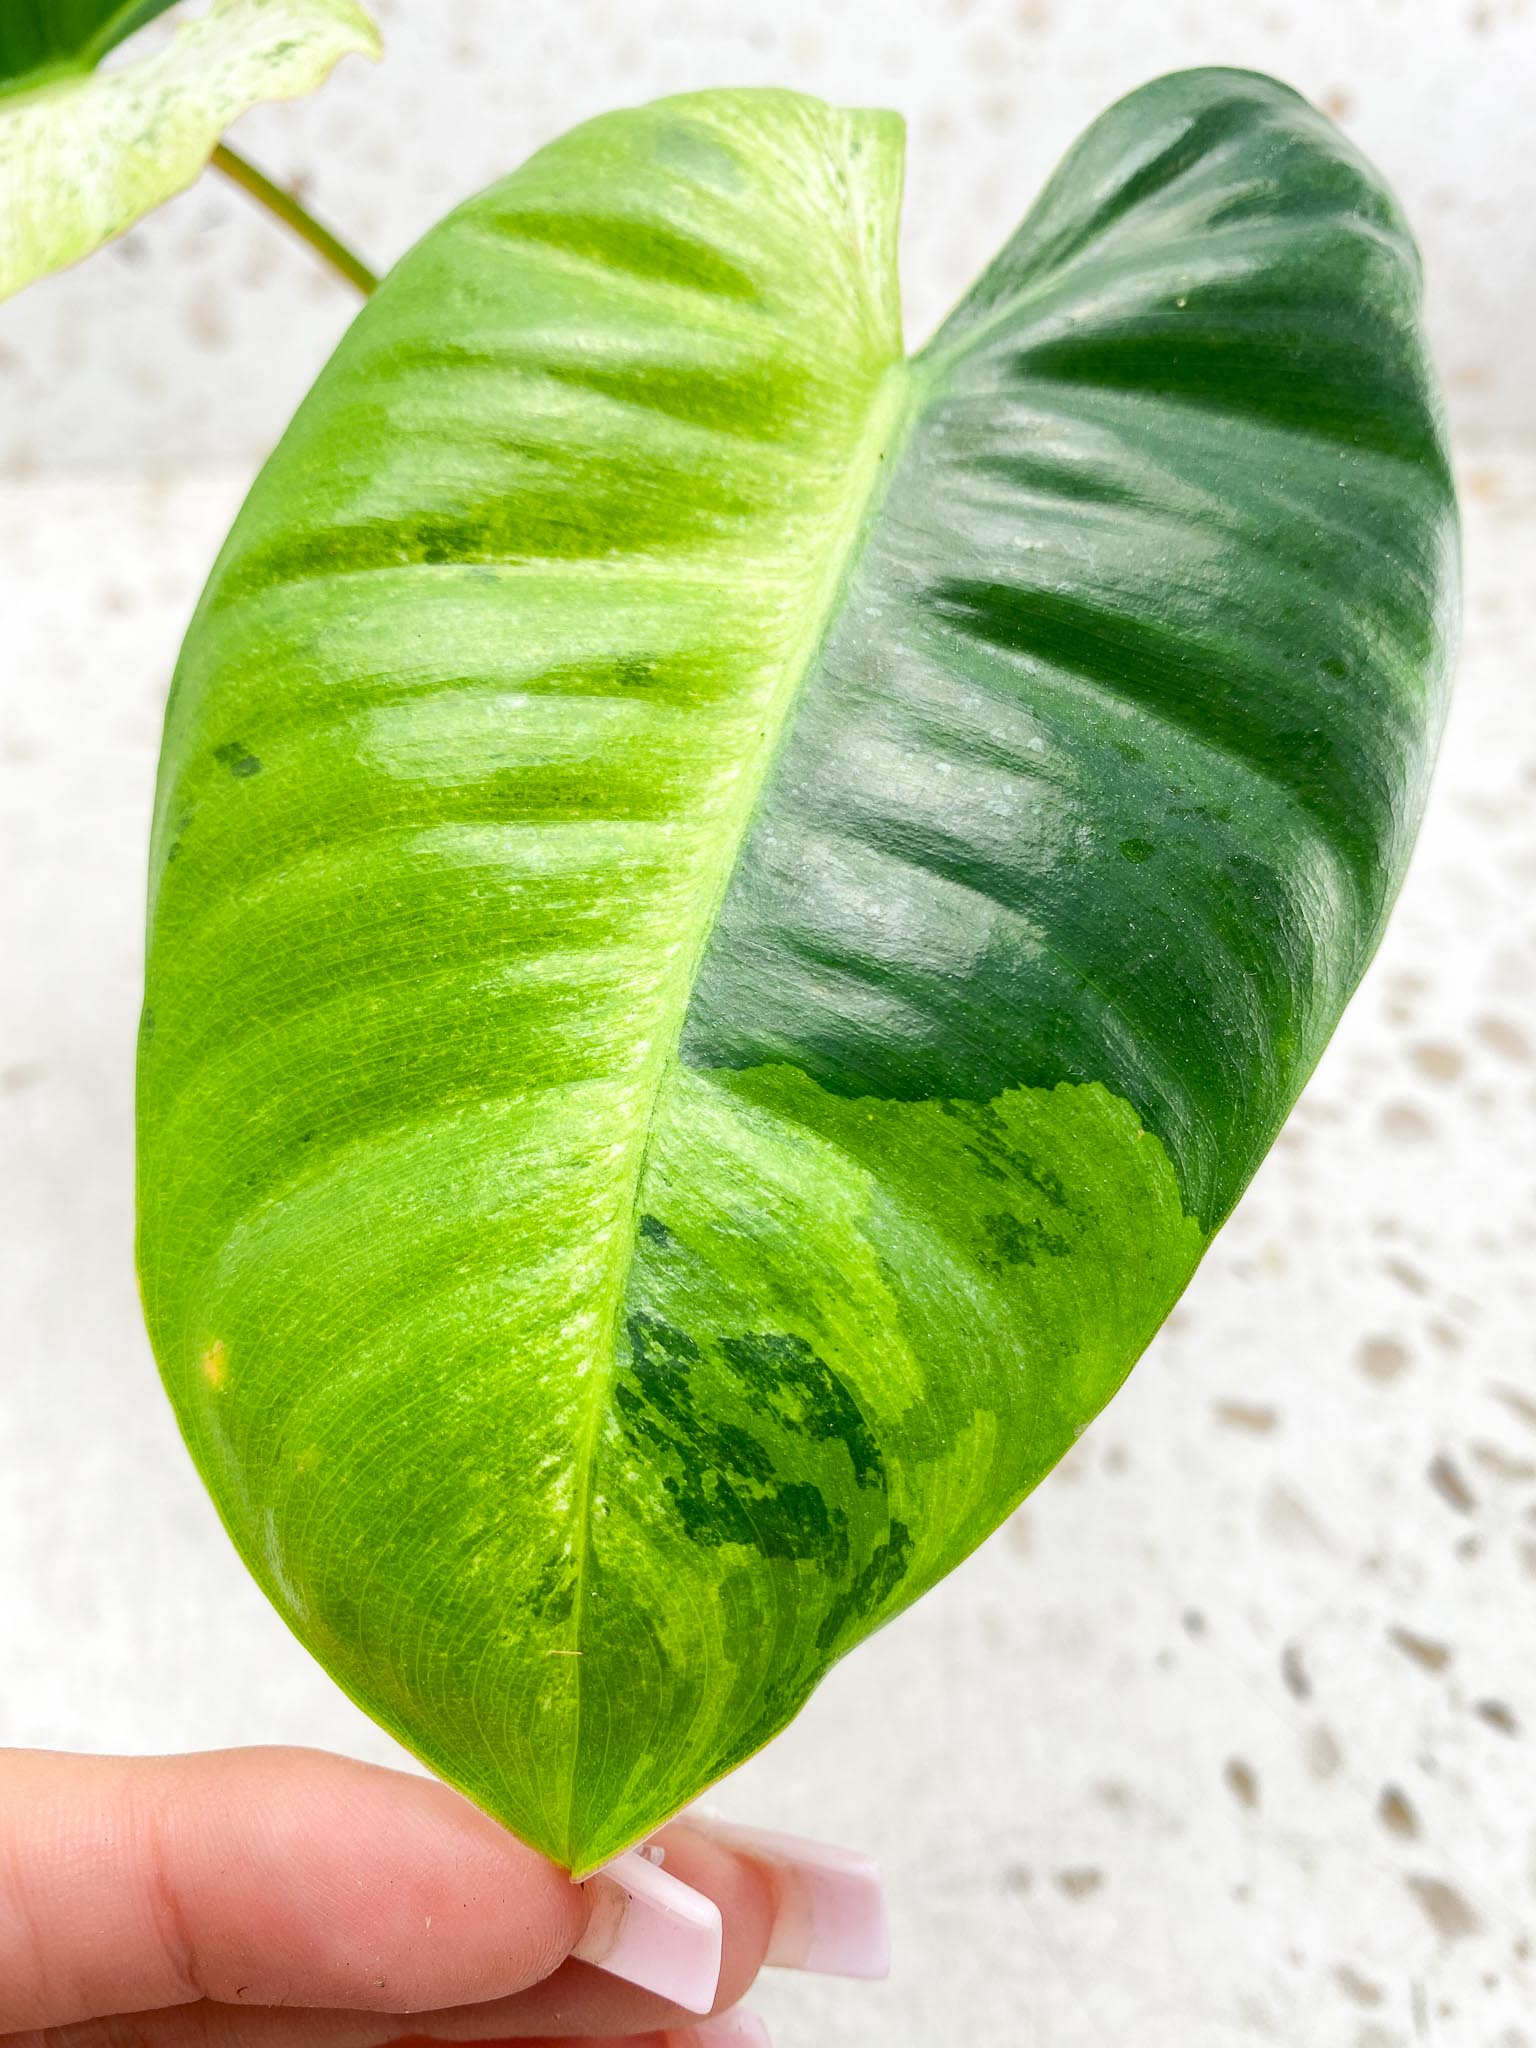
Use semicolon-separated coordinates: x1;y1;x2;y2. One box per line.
0;0;380;301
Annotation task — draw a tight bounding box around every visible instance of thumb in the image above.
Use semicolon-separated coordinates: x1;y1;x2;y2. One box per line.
0;1745;587;2032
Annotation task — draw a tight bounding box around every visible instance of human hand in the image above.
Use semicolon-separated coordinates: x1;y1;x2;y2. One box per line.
0;1746;888;2046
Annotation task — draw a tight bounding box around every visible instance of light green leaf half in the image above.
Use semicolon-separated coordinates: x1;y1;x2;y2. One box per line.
0;0;379;302
138;74;1458;1874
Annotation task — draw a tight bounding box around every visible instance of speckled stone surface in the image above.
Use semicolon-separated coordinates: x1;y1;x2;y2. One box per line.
3;454;1532;2043
0;0;1531;469
3;3;1535;2039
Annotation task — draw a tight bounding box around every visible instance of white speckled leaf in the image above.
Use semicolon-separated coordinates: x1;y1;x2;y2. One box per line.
0;0;380;302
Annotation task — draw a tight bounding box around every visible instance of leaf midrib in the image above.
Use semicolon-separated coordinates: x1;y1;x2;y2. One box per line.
556;353;921;1865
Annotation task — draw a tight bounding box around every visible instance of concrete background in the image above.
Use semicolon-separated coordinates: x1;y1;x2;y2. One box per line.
3;3;1535;2043
1;0;1533;472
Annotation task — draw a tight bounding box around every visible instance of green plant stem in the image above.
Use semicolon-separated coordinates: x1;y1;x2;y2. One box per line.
211;142;377;296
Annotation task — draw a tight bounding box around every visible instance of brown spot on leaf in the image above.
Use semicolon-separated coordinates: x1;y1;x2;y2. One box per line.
200;1340;228;1390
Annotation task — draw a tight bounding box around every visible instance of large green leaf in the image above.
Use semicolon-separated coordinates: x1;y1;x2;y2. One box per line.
138;71;1458;1874
0;0;379;302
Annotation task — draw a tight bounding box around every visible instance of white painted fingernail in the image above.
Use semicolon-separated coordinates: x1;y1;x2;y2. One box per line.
573;1845;722;2013
685;1819;890;1980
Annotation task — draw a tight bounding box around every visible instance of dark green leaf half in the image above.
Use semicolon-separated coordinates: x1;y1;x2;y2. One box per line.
138;70;1457;1874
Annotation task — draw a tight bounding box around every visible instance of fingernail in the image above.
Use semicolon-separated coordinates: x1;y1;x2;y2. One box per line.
686;1819;890;1980
683;2011;772;2047
573;1846;723;2013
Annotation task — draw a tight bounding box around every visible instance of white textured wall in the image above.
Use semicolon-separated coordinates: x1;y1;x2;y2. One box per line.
5;455;1536;2043
0;0;1532;470
4;5;1535;2045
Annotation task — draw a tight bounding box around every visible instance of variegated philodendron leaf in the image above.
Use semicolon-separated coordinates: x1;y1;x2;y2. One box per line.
138;71;1458;1874
0;0;379;301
